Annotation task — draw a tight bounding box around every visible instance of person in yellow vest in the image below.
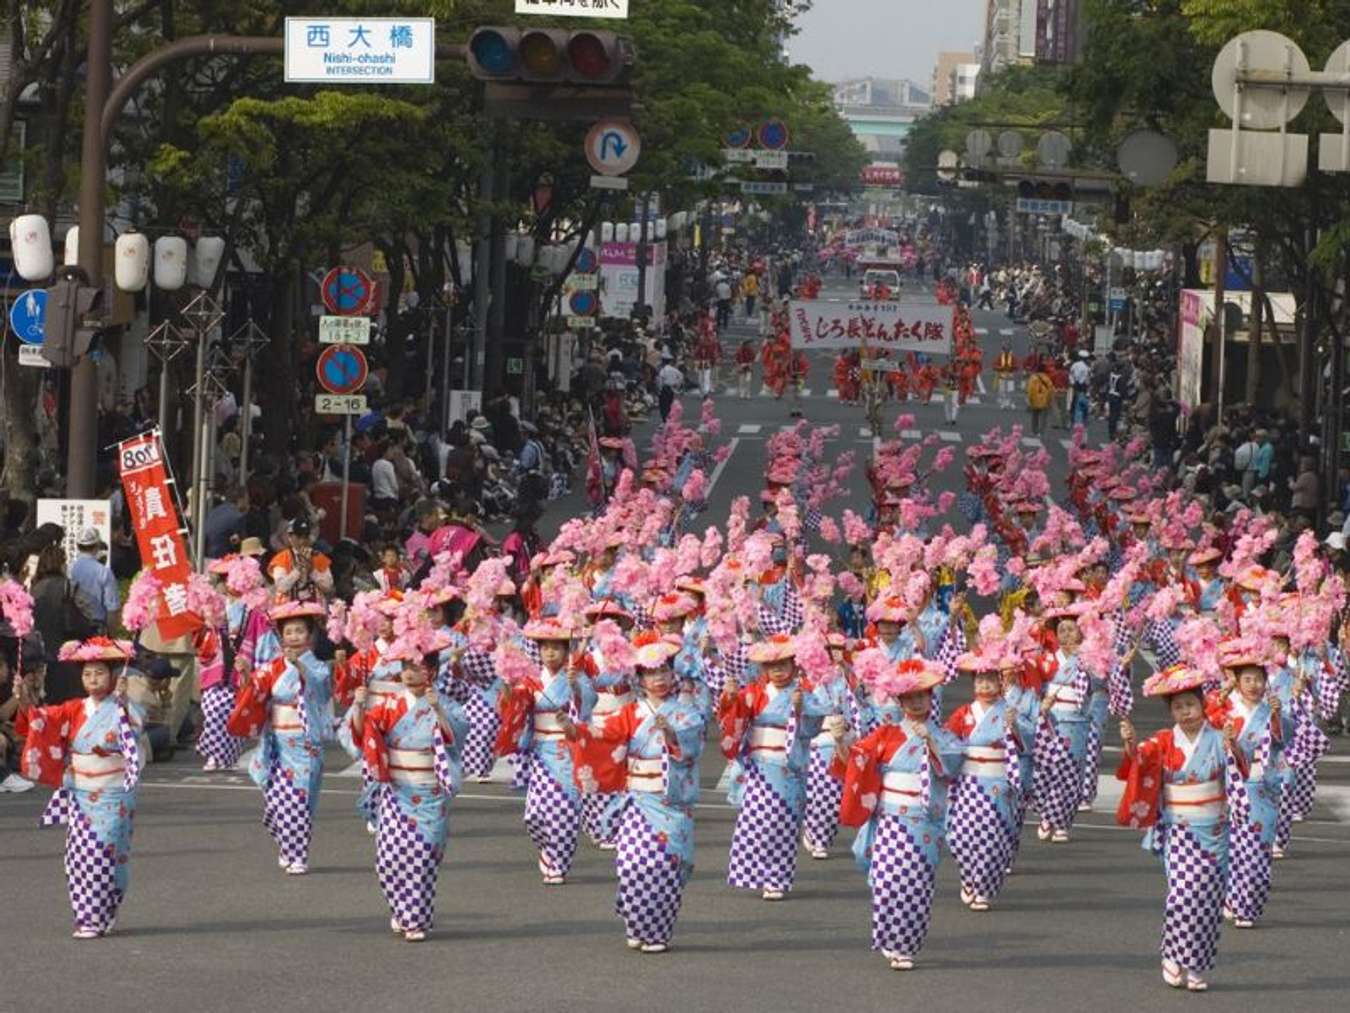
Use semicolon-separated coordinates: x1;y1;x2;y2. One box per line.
1026;362;1054;437
994;342;1018;410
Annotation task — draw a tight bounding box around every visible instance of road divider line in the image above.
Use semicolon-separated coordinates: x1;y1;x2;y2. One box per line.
938;431;962;442
737;423;762;434
706;436;738;499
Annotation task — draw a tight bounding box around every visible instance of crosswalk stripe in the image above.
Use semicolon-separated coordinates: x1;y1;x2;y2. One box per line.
800;389;811;397
999;327;1015;336
974;327;989;335
1022;437;1044;448
827;388;839;398
737;423;762;434
859;427;872;438
939;430;962;442
1059;438;1074;450
900;429;921;439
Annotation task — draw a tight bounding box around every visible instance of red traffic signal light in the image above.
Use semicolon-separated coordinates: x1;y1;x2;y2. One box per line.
465;27;633;84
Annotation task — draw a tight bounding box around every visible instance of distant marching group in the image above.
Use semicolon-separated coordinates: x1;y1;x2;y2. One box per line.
3;398;1346;994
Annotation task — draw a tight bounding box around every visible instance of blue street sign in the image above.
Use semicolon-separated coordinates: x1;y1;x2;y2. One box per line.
9;288;47;345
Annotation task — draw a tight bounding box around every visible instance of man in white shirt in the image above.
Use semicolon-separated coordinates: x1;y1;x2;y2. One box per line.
1068;351;1092;426
657;360;684;421
370;443;401;512
715;278;733;330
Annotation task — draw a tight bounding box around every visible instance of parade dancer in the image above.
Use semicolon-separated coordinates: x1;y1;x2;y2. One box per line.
802;633;854;860
227;600;333;875
1033;610;1093;843
833;657;962;971
193;609;243;772
563;638;706;953
1207;642;1290;930
579;600;639;849
945;651;1036;911
349;630;467;943
495;617;596;885
1119;664;1240;993
718;632;830;900
16;637;142;938
202;552;274;772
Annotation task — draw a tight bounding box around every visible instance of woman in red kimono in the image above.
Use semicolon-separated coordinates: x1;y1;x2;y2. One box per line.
735;340;757;399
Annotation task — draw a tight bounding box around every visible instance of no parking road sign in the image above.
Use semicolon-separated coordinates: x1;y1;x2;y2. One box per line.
316;344;368;395
321;266;376;316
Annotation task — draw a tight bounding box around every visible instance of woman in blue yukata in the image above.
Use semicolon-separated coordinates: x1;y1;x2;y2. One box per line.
226;600;333;875
495;616;596;885
1118;663;1241;993
349;628;467;943
562;636;706;953
578;598;639;849
717;631;832;901
1033;610;1093;844
17;637;143;939
801;632;856;860
1205;640;1292;931
833;657;963;971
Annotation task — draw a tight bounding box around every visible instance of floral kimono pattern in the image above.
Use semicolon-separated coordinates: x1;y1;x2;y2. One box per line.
717;678;829;893
572;695;705;946
1117;725;1236;974
355;688;467;932
228;651;333;869
18;696;143;935
833;721;963;956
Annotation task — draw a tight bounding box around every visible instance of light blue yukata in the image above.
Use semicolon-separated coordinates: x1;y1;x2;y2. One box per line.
359;687;468;933
26;694;144;935
578;693;706;946
243;651;333;869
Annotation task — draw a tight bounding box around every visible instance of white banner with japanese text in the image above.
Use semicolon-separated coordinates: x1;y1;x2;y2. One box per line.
787;300;955;355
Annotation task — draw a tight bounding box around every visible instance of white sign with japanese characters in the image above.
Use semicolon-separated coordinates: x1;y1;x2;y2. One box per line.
284;18;435;84
318;315;371;344
36;499;113;567
516;0;629;18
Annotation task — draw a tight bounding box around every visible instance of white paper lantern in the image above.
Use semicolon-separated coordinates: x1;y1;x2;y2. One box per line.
671;212;687;231
630;222;642;240
114;232;150;292
62;225;80;267
655;219;668;239
455;241;473;272
9;215;54;281
600;222;614;243
154;236;189;291
514;235;535;266
191;236;226;288
502;234;519;261
615;224;630;243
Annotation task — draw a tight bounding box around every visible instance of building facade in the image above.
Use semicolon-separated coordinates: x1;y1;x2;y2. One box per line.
932;51;979;106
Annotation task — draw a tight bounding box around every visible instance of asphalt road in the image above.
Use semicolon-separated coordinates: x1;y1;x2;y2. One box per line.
4;276;1348;1011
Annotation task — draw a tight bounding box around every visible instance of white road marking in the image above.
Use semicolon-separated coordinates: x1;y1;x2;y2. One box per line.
938;430;962;442
859;427;872;438
1059;438;1074;450
976;375;987;394
974;327;989;335
800;388;811;397
827;388;839;398
1022;437;1044;448
999;327;1015;336
900;429;922;439
706;436;739;498
873;436;882;456
737;423;762;434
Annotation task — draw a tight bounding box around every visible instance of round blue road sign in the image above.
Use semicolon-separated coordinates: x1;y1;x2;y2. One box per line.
9;288;47;345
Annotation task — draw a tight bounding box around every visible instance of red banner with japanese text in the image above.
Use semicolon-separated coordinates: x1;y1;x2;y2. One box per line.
117;431;201;641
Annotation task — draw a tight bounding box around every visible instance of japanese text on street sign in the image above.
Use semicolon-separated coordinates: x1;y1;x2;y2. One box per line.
117;432;199;640
740;181;787;195
1015;198;1073;215
284;18;434;83
315;393;368;415
318;315;371;344
516;0;629;16
36;499;111;571
787;300;955;355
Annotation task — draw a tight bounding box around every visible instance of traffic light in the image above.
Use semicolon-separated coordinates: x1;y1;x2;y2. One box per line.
466;27;633;84
44;267;105;368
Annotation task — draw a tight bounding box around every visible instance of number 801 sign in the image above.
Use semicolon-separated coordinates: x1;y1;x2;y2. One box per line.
118;434;164;475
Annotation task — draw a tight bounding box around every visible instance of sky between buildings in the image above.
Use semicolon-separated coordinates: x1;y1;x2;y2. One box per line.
789;0;986;84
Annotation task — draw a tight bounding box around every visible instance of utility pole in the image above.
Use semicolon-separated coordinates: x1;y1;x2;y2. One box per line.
1211;229;1227;424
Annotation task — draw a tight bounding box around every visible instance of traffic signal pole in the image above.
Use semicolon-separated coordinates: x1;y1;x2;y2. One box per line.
64;23;463;497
